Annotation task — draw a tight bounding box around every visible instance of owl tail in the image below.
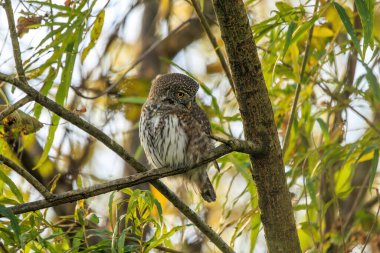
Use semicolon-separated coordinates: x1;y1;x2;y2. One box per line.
195;172;216;202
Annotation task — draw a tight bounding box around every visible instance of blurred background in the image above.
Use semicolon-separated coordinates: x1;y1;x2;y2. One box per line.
0;0;379;252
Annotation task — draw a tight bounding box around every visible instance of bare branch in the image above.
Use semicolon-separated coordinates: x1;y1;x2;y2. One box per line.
3;0;26;81
72;19;195;100
189;0;234;91
0;154;54;199
0;96;32;121
318;83;380;136
6;140;263;215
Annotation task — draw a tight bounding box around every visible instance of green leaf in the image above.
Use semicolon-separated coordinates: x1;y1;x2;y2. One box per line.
334;163;353;199
275;2;293;12
355;0;374;55
86;213;99;225
81;10;105;62
291;16;318;45
283;21;297;58
35;26;84;169
144;225;185;252
316;118;330;142
363;63;380;102
200;0;204;12
118;96;146;105
153;198;163;223
72;230;84;251
306;178;317;206
333;2;363;58
369;149;378;190
0;170;23;203
117;229;126;253
108;191;116;229
0;205;21;244
34;67;58;119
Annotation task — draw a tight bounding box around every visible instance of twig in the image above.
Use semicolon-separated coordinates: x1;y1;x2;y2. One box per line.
190;0;234;92
3;0;26;82
72;18;194;100
0;154;54;200
342;170;373;231
0;73;237;253
360;189;379;253
6;140;263;214
0;241;9;253
0;96;32;121
302;157;317;248
126;235;184;253
282;0;319;154
318;83;380;136
155;245;183;253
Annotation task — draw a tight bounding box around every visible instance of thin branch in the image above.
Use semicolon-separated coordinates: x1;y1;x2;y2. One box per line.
155;246;183;253
282;0;319;154
0;73;239;253
0;241;9;253
72;18;195;100
360;189;380;253
3;0;26;82
0;96;32;121
318;83;380;136
190;0;234;92
126;235;184;253
0;154;54;199
6;140;263;215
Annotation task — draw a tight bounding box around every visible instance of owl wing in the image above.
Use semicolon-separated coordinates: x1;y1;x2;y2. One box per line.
190;103;220;172
191;103;212;135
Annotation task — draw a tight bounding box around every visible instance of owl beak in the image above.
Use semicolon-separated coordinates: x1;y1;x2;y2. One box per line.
186;101;192;110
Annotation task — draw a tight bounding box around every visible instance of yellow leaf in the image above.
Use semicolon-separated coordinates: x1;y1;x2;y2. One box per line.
313;26;334;37
334;163;353;199
81;10;105;62
0;107;43;136
356;151;374;163
289;44;300;82
150;185;168;216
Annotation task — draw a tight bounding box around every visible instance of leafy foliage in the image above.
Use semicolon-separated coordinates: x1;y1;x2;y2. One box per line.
0;0;379;252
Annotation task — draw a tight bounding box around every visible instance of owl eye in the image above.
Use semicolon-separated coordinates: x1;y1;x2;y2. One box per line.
177;91;185;98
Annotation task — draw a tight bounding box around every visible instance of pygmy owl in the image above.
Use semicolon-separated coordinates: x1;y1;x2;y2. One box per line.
139;73;216;202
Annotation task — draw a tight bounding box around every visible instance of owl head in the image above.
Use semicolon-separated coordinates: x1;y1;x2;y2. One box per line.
148;73;199;109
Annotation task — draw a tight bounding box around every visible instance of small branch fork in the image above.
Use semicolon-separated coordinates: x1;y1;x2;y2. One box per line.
0;96;32;121
0;1;267;252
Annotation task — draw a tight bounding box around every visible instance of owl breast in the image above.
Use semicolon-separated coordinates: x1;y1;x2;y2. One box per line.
140;108;188;169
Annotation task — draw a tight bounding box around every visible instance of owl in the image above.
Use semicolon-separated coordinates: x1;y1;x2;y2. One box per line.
139;73;216;202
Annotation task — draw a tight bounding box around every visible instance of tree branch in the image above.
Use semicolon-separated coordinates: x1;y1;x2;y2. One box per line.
72;18;195;99
0;154;54;199
189;0;234;91
0;96;32;121
6;140;263;215
3;0;26;82
212;0;302;252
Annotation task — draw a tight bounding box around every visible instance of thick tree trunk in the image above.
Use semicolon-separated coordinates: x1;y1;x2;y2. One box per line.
212;1;301;252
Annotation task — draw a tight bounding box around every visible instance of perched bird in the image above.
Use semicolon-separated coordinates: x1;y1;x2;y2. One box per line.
139;73;216;202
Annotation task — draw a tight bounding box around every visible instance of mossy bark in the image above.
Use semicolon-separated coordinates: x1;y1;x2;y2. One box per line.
212;1;301;252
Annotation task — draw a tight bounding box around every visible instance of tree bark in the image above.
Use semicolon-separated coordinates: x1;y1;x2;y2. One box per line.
212;1;301;252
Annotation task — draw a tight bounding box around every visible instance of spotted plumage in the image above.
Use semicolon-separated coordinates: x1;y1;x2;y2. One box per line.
139;73;216;202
